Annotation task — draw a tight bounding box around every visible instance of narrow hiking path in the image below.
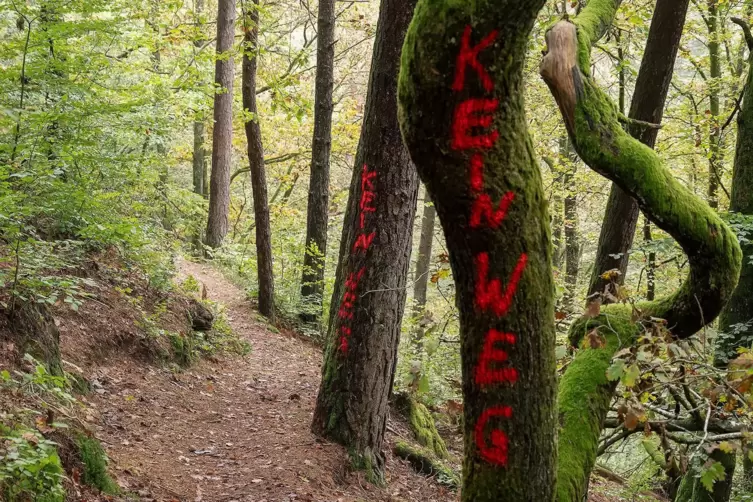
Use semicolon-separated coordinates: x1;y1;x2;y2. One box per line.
85;258;455;502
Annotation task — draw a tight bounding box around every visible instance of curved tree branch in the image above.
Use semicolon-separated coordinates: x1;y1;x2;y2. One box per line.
540;2;742;501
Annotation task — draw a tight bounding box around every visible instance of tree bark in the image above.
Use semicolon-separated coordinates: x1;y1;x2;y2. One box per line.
193;0;208;198
540;0;740;500
587;0;691;299
708;0;723;211
562;137;580;311
675;447;736;502
311;0;419;484
718;19;753;365
411;190;435;344
644;219;656;300
300;0;336;321
205;0;236;249
241;0;275;321
399;1;556;500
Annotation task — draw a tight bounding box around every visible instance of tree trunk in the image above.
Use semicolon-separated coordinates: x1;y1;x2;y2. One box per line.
300;0;336;322
675;448;736;502
644;219;656;301
551;168;565;270
311;0;419;484
205;0;236;249
708;0;722;210
540;0;740;500
399;1;556;500
192;0;208;198
562;137;580;311
587;0;691;298
411;190;436;344
718;19;753;365
241;0;275;321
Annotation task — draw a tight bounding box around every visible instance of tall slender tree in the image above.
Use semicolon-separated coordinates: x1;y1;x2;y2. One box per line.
311;0;419;483
587;0;692;298
411;189;435;344
192;0;208;198
300;0;336;321
241;0;275;320
708;0;723;211
205;0;236;249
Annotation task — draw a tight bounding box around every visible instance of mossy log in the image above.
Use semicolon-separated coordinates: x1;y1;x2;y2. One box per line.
540;1;742;501
393;441;460;489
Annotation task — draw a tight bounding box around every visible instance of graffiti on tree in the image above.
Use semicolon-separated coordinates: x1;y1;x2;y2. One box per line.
338;165;377;354
451;25;527;467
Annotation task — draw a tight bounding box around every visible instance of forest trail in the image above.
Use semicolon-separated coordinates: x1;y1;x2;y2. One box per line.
88;258;454;502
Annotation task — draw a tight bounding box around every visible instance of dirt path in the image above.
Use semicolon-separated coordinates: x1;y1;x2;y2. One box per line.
84;259;455;502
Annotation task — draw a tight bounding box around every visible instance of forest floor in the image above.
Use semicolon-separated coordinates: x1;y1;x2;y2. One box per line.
27;256;660;502
78;258;457;502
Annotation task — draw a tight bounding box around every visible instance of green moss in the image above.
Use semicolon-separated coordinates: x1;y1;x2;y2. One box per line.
394;393;448;458
394;441;460;489
557;313;639;502
349;447;385;486
75;434;119;494
545;2;742;500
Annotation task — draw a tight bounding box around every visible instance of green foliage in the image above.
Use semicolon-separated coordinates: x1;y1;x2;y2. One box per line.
700;461;727;492
0;428;65;502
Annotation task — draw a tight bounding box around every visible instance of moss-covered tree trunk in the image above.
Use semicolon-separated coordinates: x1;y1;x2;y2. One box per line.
707;0;723;211
587;0;691;298
540;1;741;501
675;448;736;502
399;1;557;500
310;0;419;483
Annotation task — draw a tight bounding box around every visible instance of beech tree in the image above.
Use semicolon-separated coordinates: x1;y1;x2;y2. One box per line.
311;0;419;482
300;0;336;322
205;0;236;249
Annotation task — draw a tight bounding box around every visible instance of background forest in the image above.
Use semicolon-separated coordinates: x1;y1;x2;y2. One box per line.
2;0;753;501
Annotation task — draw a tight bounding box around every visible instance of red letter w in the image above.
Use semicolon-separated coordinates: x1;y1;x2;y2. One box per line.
475;252;528;317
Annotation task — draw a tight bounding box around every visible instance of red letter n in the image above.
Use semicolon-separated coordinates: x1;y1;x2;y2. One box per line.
475;330;517;386
452;26;498;92
452;99;499;151
470;191;515;229
353;232;376;252
475;252;528;317
475;406;512;466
